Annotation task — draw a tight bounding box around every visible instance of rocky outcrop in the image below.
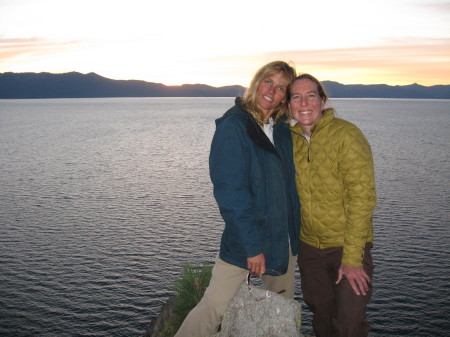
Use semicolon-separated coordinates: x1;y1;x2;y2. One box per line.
215;284;302;337
143;297;175;337
143;295;314;337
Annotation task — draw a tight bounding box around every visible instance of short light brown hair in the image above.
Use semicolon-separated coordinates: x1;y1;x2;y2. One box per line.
289;73;328;103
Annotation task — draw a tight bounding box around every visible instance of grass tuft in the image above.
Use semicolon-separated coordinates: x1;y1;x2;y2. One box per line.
161;263;213;336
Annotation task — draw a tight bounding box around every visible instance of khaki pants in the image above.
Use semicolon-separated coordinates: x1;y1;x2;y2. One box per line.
298;241;374;337
174;249;297;337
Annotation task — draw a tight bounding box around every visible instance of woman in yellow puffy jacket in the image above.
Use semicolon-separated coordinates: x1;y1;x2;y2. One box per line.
289;73;376;337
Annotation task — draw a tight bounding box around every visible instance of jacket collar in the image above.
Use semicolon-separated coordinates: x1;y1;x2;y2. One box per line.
235;97;279;153
290;108;335;136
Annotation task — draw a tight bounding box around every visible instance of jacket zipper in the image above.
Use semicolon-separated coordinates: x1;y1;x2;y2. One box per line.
291;128;321;245
291;129;311;162
273;126;300;246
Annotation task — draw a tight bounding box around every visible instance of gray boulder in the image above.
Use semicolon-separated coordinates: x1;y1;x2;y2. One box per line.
216;281;302;337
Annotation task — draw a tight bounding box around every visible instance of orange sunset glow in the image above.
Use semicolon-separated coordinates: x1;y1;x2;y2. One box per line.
1;0;449;87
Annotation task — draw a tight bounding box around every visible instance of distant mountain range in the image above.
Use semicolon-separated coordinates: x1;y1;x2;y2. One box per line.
1;71;449;99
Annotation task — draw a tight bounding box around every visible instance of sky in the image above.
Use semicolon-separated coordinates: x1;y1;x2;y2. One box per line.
1;0;449;87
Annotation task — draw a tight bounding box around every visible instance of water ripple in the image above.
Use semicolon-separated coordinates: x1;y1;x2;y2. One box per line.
1;98;449;336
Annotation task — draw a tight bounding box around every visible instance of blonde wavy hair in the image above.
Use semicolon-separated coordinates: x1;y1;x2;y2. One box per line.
242;61;296;125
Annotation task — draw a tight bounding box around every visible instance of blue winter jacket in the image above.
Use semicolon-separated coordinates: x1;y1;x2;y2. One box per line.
209;98;300;276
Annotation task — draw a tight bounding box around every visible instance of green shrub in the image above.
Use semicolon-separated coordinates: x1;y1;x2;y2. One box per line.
162;264;213;336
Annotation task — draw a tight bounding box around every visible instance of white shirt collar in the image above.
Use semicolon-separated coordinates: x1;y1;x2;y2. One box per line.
262;117;275;145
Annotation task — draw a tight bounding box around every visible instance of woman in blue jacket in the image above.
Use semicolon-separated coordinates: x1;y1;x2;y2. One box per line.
175;61;301;337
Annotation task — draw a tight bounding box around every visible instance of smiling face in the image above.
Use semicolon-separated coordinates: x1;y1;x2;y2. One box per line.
255;71;288;122
289;78;325;136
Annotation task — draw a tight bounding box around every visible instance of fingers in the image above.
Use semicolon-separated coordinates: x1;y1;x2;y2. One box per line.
249;262;263;275
351;277;366;295
348;278;361;295
352;272;371;295
335;269;343;284
356;270;371;295
249;262;261;275
362;270;371;284
260;262;266;275
338;264;371;296
247;254;266;275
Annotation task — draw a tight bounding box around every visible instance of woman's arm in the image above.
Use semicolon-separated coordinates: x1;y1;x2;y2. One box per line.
209;116;262;259
339;125;376;267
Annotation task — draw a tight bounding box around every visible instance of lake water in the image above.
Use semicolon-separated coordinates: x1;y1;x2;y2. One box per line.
0;97;449;336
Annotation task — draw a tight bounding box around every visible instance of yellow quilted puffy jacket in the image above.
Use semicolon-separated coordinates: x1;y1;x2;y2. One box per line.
291;109;376;267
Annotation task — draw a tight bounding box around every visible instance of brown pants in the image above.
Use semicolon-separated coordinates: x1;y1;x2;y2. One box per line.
298;241;374;337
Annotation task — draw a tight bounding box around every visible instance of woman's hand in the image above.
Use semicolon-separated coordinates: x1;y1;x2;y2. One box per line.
336;264;371;295
247;253;266;275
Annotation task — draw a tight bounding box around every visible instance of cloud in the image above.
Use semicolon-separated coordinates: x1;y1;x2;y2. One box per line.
0;37;79;66
213;39;450;85
420;1;450;12
287;42;449;69
1;35;448;87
